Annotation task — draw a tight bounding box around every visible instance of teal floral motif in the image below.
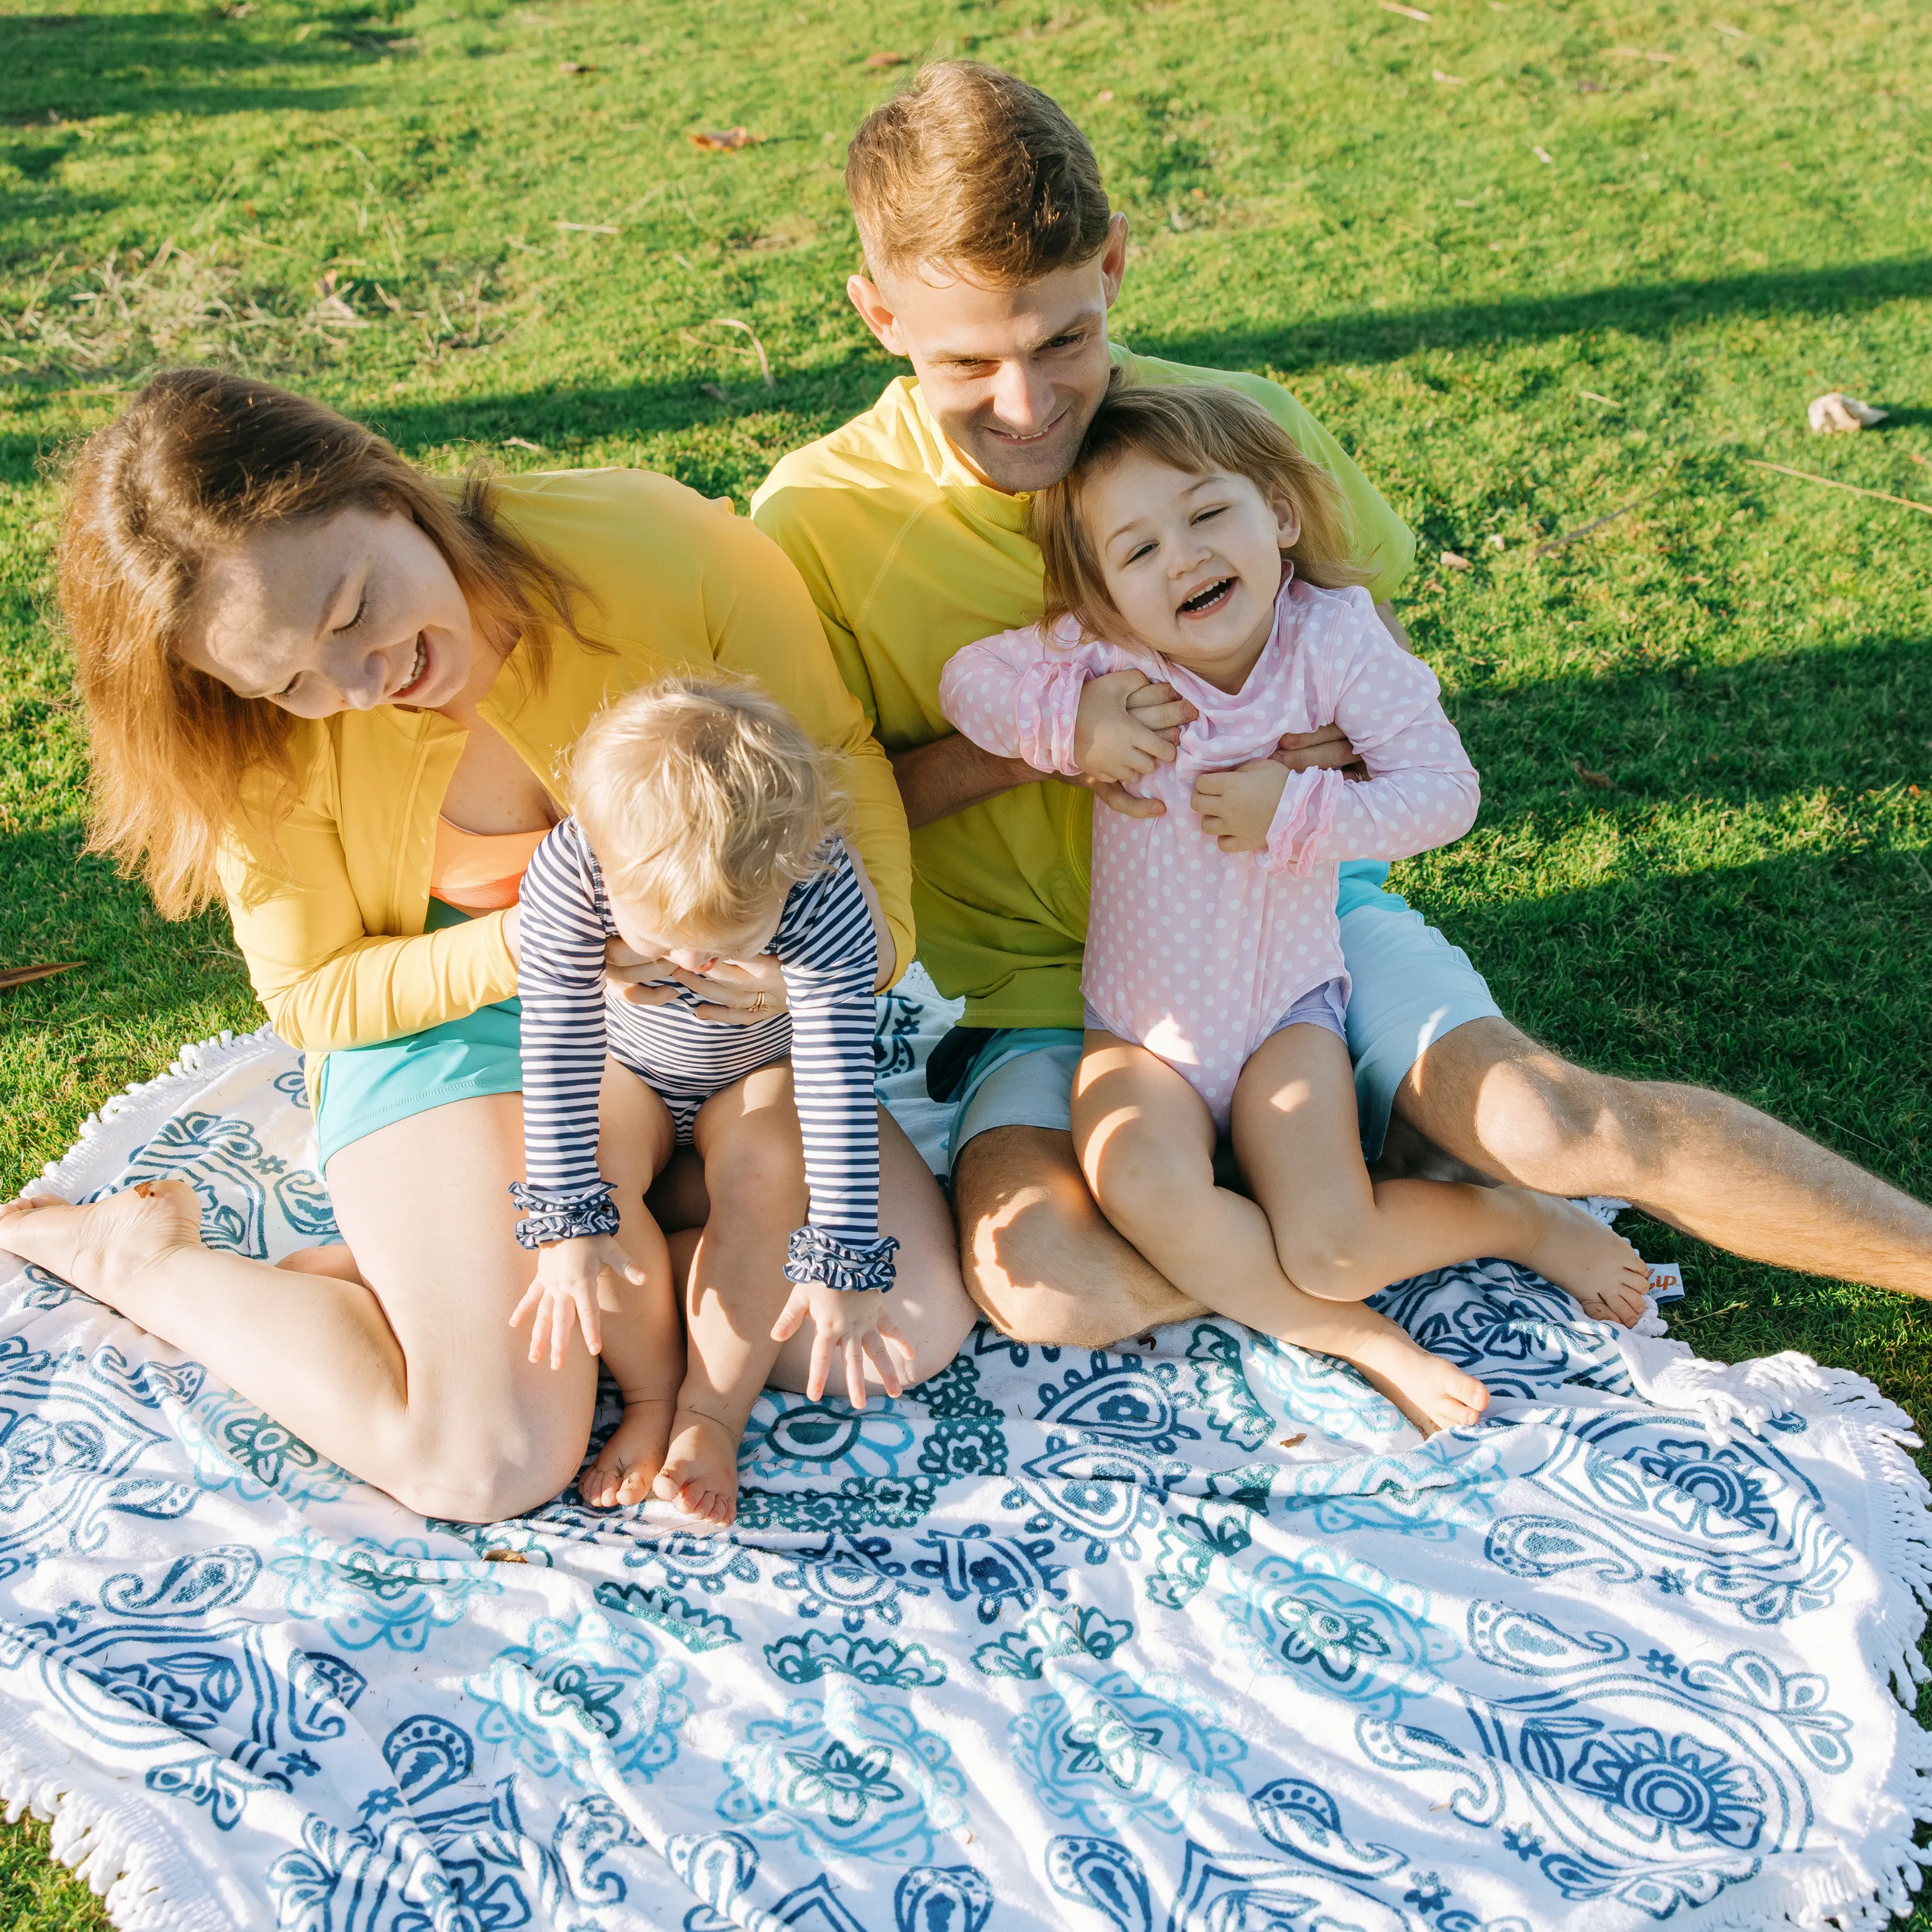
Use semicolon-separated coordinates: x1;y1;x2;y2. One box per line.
269;1531;498;1651
973;1605;1134;1680
182;1390;345;1506
737;1473;937;1533
719;1681;967;1862
1146;1502;1255;1611
1217;1549;1459;1715
1567;1728;1767;1852
1242;1334;1411;1449
765;1632;947;1689
1010;1669;1245;1835
468;1605;690;1787
1186;1325;1274;1450
742;1396;916;1482
918;1414;1008;1482
595;1582;739;1653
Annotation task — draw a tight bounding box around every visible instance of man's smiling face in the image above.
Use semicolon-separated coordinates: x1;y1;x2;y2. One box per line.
847;213;1130;496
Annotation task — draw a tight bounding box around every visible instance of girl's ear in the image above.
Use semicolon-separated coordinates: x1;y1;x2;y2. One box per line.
1272;493;1303;550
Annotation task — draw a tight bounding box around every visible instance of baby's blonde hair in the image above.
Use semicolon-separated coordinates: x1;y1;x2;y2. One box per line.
1031;378;1372;643
570;674;843;939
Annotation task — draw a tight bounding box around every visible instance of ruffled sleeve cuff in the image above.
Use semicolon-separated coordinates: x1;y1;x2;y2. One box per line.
1015;661;1091;777
509;1180;620;1250
783;1226;900;1293
1262;766;1343;876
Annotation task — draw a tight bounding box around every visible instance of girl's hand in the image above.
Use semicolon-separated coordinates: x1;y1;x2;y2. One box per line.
509;1233;649;1370
770;1283;913;1410
1074;669;1181;784
605;942;790;1026
1192;759;1291;853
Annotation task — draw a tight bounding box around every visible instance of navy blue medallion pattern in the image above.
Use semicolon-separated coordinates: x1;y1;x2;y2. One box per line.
2;1007;1929;1929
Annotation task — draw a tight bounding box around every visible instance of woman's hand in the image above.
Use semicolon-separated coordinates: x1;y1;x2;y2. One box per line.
508;1233;647;1369
1193;759;1291;853
1273;724;1367;782
603;940;789;1026
770;1282;912;1410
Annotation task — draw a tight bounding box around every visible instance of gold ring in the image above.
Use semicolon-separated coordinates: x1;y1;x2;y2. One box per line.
750;991;768;1012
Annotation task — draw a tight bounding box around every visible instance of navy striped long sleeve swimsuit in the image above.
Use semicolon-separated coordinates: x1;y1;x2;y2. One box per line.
509;817;897;1294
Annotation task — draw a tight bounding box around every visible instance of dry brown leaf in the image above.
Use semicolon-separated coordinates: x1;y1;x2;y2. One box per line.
1434;70;1464;85
557;59;592;73
0;961;84;991
1578;79;1605;93
864;50;908;67
688;126;763;151
1573;759;1614;790
1380;1;1431;18
1096;88;1115;102
482;1549;529;1563
1441;549;1472;570
1531;143;1554;164
502;435;543;452
1808;392;1888;434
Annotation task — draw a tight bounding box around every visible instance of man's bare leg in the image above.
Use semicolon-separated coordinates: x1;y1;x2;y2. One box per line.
1396;1018;1932;1296
952;1123;1203;1347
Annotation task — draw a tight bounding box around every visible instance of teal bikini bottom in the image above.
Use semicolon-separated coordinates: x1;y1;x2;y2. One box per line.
312;900;526;1172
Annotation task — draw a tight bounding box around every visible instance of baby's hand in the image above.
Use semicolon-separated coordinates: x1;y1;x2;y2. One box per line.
1192;759;1291;853
1074;669;1181;784
770;1282;913;1410
509;1233;648;1370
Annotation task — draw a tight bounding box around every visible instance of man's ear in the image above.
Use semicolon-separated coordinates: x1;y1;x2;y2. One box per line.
1273;494;1303;549
847;273;909;357
1099;211;1130;308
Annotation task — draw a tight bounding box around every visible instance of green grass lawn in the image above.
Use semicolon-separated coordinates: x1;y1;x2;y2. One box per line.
2;0;1929;1918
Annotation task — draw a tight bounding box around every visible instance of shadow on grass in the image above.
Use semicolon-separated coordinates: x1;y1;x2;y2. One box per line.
1130;257;1932;374
0;8;403;126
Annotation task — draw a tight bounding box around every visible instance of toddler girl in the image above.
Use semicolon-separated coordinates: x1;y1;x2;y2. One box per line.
509;675;909;1524
940;383;1649;1434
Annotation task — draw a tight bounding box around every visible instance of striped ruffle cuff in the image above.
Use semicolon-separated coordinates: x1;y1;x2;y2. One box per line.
509;1179;621;1250
783;1225;900;1293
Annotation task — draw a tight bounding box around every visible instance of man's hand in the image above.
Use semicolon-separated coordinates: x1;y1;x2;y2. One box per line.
1193;759;1292;853
605;943;789;1025
509;1233;649;1368
1271;724;1367;782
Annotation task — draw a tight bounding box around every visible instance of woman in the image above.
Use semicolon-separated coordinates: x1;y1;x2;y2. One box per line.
0;369;976;1522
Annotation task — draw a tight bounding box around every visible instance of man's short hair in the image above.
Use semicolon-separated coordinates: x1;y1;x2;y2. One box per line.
845;61;1112;285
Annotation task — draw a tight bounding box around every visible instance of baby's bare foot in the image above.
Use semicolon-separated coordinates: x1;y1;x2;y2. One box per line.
652;1410;743;1528
1510;1192;1651;1327
1348;1325;1491;1437
580;1397;676;1510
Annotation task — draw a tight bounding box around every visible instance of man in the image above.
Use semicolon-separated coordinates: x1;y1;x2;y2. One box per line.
752;61;1932;1343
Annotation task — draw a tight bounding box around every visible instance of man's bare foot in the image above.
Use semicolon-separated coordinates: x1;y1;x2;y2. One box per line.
652;1410;743;1527
1508;1191;1651;1327
0;1180;205;1300
580;1397;676;1509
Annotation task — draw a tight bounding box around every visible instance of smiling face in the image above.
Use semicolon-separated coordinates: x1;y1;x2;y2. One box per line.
846;214;1130;495
604;887;786;974
1084;455;1301;693
176;505;485;717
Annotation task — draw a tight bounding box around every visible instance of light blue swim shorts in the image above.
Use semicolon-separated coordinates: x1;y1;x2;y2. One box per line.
945;890;1502;1170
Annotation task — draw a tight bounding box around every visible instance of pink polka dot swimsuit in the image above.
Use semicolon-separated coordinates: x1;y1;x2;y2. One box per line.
940;577;1481;1128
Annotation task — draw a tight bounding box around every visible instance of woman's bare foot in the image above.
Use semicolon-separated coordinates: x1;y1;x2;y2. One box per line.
0;1180;205;1301
652;1409;743;1527
580;1397;676;1509
1508;1191;1651;1327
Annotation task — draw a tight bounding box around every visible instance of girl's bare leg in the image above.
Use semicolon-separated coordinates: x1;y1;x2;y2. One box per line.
0;1093;594;1522
1235;1027;1651;1325
656;1063;808;1526
1074;1032;1489;1434
572;1061;684;1509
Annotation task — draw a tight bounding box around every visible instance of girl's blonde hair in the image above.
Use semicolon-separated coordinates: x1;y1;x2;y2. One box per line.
58;367;587;918
571;674;844;940
1030;378;1372;641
